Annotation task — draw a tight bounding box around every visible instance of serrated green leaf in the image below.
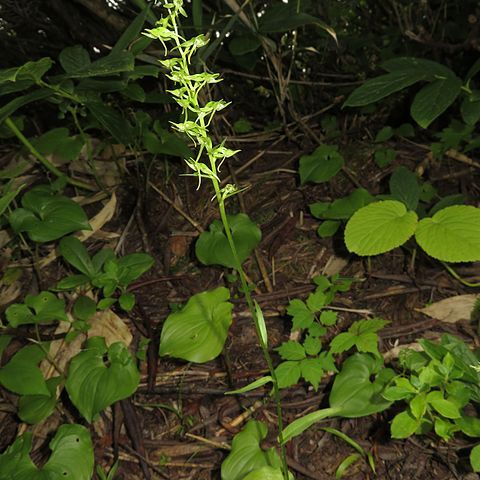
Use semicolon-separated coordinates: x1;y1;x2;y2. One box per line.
196;214;261;268
275;361;302;389
300;357;324;390
415;205;480;262
329;332;356;354
303;334;322;356
345;200;418;256
299;144;344;185
320;310;337;326
287;298;315;330
411;76;462;128
160;287;233;363
306;289;326;312
276;341;306;361
65;337;140;422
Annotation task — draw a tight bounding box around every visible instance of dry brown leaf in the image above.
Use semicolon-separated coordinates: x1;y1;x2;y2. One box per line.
322;255;348;276
416;294;479;323
41;308;132;380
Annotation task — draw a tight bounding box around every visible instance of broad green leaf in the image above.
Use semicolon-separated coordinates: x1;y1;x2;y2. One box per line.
65;337;140;422
306;290;326;311
317;220;341;237
320;310;337;326
299;144;344;185
461;90;480;126
329;332;356;353
25;291;67;323
303;335;322;356
18;377;62;424
0;89;52;124
426;391;461;419
65;51;134;78
119;292;135;311
471;444;480;472
116;252;154;285
111;9;148;54
390;410;419;438
73;296;97;321
229;35;261;56
0;424;94;480
221;420;285;480
10;188;91;242
457;414;480;437
143;128;193;158
258;3;336;41
382;57;454;79
87;101;134;144
16;57;53;83
344;200;418;256
160;287;233;363
0;184;24;216
411;76;462;128
382;377;417;401
374;147;396;168
59;46;91;74
0;344;49;396
389;166;420;210
31;128;84;162
275;361;302;389
226;376;272;395
434;417;457;440
375;126;394;142
410;393;428;419
56;274;90;290
195;214;261;268
60;236;95;277
243;466;291;480
344;71;425;107
415;205;480;262
287;299;314;330
300;357;324;390
276;341;306;361
311;188;375;221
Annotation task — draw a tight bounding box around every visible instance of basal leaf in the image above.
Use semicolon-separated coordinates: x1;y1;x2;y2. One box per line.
415;205;480;262
195;214;261;268
159;287;233;363
299;144;344;185
344;200;418;256
0;344;49;396
0;424;94;480
411;76;462;128
65;337;140;422
221;420;287;480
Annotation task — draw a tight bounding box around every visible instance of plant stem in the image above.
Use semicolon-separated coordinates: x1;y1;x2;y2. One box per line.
4;117;95;191
442;262;480;288
212;178;289;479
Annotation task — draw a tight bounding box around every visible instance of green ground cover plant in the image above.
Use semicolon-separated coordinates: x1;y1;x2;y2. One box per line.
0;0;480;478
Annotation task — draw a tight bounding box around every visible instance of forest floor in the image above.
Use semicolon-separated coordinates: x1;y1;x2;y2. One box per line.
1;121;480;480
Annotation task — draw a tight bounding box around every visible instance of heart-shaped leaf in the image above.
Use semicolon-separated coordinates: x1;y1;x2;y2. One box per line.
299;144;344;185
0;344;50;396
6;291;67;327
160;287;233;363
345;200;418;256
415;205;480;262
18;377;62;424
0;424;94;479
221;420;288;480
65;337;140;422
196;214;261;268
9;187;91;242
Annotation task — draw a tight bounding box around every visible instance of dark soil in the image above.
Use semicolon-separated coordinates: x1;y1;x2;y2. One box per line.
1;127;480;480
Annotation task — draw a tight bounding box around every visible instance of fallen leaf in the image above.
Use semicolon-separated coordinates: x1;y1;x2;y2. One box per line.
416;295;479;323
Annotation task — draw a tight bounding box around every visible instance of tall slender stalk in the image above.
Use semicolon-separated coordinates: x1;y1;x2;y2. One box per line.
144;2;289;477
